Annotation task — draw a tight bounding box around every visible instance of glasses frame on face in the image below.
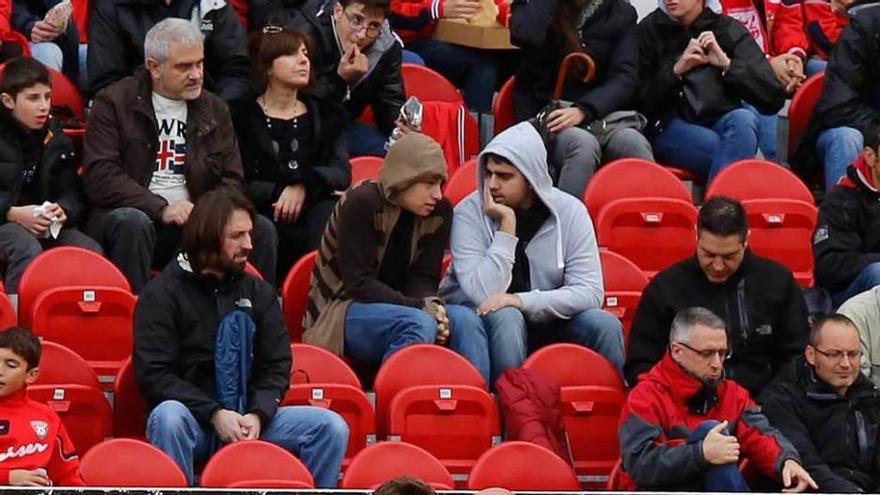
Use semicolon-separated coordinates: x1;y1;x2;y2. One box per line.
810;346;863;363
342;9;383;37
674;341;733;361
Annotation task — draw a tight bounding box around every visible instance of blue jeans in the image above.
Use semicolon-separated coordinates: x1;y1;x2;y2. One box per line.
401;49;425;65
481;307;625;385
652;108;759;183
345;120;388;157
146;400;348;487
805;58;827;77
743;102;778;162
817;126;862;190
834;261;880;307
407;39;499;112
30;42;63;72
344;302;491;384
687;420;750;492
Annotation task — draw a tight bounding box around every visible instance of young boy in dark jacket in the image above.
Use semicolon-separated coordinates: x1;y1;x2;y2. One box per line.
0;57;101;293
0;327;85;486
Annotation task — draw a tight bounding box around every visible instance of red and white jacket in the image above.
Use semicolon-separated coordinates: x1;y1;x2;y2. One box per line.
718;0;772;53
771;0;848;59
0;389;84;486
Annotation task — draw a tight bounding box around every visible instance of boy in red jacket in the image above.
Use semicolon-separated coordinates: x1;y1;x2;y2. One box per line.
0;327;84;486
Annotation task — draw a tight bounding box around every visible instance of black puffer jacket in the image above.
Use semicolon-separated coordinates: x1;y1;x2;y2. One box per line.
134;256;291;426
231;94;351;214
509;0;638;122
285;0;405;136
0;110;85;226
637;7;786;127
759;356;880;493
11;0;80;81
87;0;251;102
625;251;809;396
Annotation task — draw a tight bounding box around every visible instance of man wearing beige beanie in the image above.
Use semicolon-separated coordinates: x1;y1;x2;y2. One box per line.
303;133;490;382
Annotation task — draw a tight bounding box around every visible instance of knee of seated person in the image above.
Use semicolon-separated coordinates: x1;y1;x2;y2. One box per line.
571;308;624;334
108;207;153;232
860;262;880;285
727;108;759;130
148;400;192;433
407;309;440;342
253;214;278;244
323;410;350;444
484;306;526;327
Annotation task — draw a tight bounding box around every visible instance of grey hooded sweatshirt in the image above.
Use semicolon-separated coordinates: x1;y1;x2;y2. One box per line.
440;122;605;323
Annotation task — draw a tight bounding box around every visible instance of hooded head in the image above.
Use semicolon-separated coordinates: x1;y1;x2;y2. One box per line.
380;133;448;216
477;122;553;211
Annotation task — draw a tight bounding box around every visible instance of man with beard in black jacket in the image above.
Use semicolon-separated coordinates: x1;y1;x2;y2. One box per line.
133;188;348;487
760;314;880;493
624;196;809;396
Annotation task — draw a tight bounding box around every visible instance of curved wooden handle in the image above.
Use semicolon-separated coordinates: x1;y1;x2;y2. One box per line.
553;52;597;100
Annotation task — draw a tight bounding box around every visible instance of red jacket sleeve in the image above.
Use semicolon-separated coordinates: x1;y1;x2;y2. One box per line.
48;422;85;486
735;390;800;480
771;0;809;56
0;0;12;36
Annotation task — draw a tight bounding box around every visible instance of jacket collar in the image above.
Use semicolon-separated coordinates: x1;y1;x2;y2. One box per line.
687;248;755;285
171;252;245;289
0;388;29;407
796;355;879;401
647;353;717;406
841;156;880;197
133;68;220;138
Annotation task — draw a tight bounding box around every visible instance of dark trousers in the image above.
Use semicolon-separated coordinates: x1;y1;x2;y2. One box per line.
0;222;103;293
274;197;336;283
687;420;750;492
87;207;278;292
407;39;503;112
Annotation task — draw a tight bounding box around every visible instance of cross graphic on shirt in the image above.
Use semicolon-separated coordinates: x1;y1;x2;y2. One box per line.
155;140;186;172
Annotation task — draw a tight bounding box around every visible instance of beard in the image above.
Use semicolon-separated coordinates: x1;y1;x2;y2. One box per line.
218;251;250;276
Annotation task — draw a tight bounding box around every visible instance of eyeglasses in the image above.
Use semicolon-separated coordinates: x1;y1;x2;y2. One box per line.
811;347;863;363
271;138;300;170
675;341;732;361
343;10;383;36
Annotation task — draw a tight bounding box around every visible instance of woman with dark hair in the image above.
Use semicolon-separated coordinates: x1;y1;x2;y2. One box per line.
508;0;653;198
233;27;351;282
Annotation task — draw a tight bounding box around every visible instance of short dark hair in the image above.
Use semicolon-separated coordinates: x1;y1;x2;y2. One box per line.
182;188;256;273
0;57;51;99
0;327;42;370
373;477;435;495
809;313;858;346
698;196;748;241
340;0;391;17
248;27;315;93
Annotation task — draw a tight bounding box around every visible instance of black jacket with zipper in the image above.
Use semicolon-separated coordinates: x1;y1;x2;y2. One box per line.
133;255;291;426
624;251;809;396
0;110;85;226
636;7;786;127
759;356;880;493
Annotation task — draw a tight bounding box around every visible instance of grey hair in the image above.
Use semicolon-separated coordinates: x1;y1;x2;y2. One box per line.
144;18;205;64
669;307;726;344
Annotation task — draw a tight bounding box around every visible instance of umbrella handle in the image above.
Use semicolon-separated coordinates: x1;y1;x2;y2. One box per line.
553;52;597;101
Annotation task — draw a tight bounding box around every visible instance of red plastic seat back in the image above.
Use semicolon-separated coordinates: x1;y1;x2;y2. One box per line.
374;344;486;438
18;247;130;329
468;441;580;490
112;358;147;439
244;262;263;279
0;292;14;328
493;76;516;134
523;343;624;389
342;442;454;489
281;250;317;343
80;438;187;487
559;386;627;488
584;158;693;220
49;67;84;121
444;158;479;206
200;440;315;488
402;64;462;102
350;156;384;187
290;343;360;386
706;159;814;204
31;286;135;378
599;250;649;345
28;384;111;454
788;73;825;157
34;340;101;388
740;199;818;286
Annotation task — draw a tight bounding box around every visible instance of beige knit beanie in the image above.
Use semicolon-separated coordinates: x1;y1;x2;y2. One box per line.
379;133;448;201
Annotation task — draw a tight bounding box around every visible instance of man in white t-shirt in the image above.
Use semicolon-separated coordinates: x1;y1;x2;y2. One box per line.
82;18;278;292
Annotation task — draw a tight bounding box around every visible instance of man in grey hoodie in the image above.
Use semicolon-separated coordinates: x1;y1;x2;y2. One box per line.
441;122;625;385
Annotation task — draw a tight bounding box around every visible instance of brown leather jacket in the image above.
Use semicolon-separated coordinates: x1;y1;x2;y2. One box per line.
82;69;244;221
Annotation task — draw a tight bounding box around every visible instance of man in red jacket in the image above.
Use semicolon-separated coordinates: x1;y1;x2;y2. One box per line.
771;0;851;75
0;327;84;486
617;307;816;491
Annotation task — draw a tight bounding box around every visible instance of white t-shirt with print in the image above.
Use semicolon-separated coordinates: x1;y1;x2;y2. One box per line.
150;92;189;204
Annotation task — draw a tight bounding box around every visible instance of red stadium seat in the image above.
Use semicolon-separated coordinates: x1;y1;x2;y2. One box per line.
244;262;263;279
31;286;136;378
523;344;625;487
0;292;14;328
34;341;101;388
468;441;580;491
28;384;111;454
341;442;455;489
607;459;623;490
402;64;462;102
72;0;90;42
600;250;648;345
584;158;693;219
493;76;516;135
17;247;131;329
281;250;317;343
290;343;361;386
49;67;84;122
200;440;315;488
350;156;384;187
112;358;147;440
80;438;187;487
706;160;817;286
444;158;478;206
787;72;825;158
